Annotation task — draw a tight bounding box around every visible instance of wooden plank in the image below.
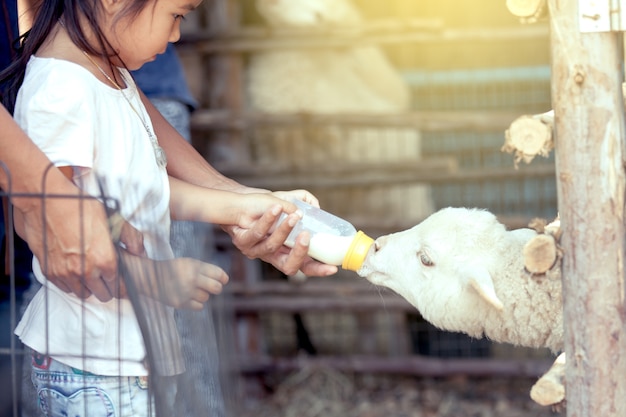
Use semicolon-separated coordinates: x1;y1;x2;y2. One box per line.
227;280;379;296
178;24;549;52
214;158;457;176
234;354;555;378
191;109;523;132
181;18;445;43
548;0;626;415
213;164;555;190
227;294;413;312
214;158;457;188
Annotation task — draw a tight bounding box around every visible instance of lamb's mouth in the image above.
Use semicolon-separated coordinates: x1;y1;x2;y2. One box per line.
359;270;388;285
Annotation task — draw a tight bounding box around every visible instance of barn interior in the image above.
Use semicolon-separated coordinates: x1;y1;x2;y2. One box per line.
171;1;563;416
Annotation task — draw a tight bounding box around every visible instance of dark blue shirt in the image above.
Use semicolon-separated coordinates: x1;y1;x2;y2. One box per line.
132;44;198;111
0;0;34;299
0;0;18;70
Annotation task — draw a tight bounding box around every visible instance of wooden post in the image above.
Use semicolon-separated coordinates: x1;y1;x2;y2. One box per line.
548;1;626;415
201;0;250;166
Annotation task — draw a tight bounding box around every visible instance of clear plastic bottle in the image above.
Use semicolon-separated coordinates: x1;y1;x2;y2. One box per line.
277;199;374;271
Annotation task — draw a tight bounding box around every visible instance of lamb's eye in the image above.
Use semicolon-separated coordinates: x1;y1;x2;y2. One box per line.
419;252;433;267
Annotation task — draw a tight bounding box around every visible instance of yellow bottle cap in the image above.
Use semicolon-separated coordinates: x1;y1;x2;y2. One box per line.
342;230;374;271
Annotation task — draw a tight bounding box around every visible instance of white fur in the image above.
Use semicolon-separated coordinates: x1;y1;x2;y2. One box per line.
255;0;361;28
358;207;563;352
249;0;411;113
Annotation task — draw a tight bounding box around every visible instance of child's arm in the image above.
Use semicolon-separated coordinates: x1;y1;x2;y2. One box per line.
168;176;301;227
145;95;336;277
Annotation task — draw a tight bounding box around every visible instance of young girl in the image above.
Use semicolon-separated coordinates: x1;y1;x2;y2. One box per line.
1;0;318;415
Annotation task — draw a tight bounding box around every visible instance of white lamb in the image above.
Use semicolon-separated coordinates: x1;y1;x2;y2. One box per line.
357;207;563;352
358;207;567;406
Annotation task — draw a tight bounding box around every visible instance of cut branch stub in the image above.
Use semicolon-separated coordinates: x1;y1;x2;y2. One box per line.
523;233;557;274
506;0;547;23
530;352;566;406
502;111;554;168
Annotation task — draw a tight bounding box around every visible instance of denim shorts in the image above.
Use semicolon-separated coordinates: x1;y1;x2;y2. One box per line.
30;353;154;417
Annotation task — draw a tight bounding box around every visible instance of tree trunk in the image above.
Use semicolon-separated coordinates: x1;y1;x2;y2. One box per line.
548;1;626;416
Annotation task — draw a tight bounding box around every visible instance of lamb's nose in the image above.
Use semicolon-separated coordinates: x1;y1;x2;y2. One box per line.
374;237;385;251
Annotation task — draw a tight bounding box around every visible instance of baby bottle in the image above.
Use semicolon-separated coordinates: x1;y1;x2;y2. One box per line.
278;199;374;271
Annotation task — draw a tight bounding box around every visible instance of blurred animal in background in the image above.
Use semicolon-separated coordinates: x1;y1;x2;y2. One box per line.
248;0;410;114
246;0;433;224
358;207;566;408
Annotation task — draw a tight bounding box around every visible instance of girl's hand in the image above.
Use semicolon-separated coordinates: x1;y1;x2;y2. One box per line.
119;251;229;310
271;189;319;207
225;215;337;277
224;190;338;277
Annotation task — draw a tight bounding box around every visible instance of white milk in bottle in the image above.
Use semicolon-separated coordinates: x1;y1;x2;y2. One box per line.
277;200;374;271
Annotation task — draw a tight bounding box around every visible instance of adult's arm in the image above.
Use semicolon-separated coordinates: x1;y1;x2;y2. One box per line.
0;105;144;300
143;92;337;277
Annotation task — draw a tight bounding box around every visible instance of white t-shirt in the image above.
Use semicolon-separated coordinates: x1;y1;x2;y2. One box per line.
13;56;181;376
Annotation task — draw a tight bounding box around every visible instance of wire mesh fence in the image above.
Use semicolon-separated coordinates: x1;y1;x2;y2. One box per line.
0;173;241;417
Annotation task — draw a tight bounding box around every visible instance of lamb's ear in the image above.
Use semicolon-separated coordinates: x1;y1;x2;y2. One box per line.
465;266;504;311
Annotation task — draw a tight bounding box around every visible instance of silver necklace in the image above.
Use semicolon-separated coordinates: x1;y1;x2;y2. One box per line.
81;51;167;169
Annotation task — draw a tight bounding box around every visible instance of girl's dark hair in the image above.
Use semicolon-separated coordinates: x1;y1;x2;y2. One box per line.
0;0;151;114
